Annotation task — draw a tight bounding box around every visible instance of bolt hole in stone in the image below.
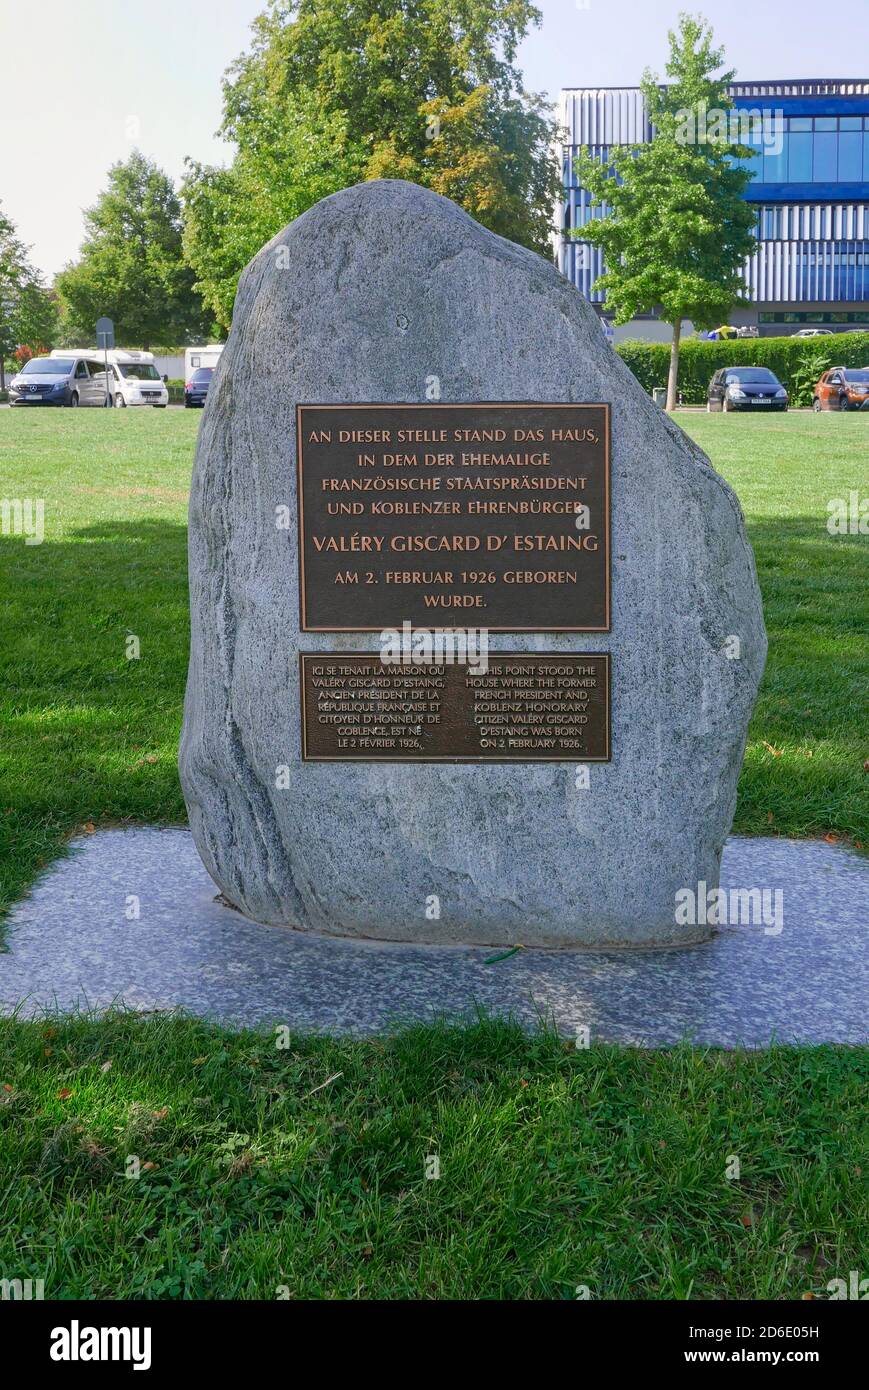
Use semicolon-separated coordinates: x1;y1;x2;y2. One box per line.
396;313;409;331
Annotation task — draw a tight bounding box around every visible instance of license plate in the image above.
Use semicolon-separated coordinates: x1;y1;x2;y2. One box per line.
752;398;772;404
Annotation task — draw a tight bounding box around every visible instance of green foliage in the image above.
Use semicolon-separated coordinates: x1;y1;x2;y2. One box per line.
574;14;756;333
56;152;210;348
183;93;361;330
0;202;58;387
182;0;559;330
616;331;869;405
788;346;838;407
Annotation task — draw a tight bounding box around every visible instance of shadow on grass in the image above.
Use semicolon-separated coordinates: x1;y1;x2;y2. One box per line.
0;1007;866;1298
0;520;189;929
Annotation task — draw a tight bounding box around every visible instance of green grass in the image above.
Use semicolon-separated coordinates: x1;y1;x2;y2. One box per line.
0;1010;866;1299
1;408;867;1301
0;407;866;919
683;411;868;845
0;410;192;917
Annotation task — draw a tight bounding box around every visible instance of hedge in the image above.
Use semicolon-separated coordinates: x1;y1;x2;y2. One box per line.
616;331;869;406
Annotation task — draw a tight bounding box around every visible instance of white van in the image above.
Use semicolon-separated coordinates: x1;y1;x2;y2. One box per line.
106;351;169;408
51;349;169;408
9;353;110;406
184;344;224;381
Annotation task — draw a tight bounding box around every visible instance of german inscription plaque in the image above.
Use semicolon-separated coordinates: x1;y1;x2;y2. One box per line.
300;652;610;762
297;403;609;631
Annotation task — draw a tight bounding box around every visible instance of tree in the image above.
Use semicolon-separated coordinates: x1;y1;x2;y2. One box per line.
0;203;58;391
56;152;211;349
574;13;757;409
183;0;558;331
184;94;361;330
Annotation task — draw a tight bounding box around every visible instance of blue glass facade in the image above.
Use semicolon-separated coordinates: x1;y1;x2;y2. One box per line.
558;80;869;330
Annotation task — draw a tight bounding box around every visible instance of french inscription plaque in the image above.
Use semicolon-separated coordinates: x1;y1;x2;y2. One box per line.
297;403;609;631
300;653;610;763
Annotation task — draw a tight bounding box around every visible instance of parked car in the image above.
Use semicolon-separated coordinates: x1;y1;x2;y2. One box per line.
706;367;789;413
812;367;869;411
184;344;224;380
184;366;213;408
8;355;109;406
794;328;833;338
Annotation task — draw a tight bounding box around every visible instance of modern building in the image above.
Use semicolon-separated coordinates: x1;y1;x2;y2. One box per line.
557;79;869;338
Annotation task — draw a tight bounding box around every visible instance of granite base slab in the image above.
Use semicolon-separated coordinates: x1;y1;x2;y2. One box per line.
1;828;866;1046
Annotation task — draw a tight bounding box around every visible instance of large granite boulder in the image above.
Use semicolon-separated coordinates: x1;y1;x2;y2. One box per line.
179;179;766;946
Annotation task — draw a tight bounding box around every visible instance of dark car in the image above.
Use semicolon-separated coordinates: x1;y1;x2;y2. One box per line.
184;367;213;408
707;366;788;413
812;367;869;411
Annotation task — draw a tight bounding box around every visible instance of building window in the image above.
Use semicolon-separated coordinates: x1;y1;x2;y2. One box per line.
744;113;869;184
813;131;837;181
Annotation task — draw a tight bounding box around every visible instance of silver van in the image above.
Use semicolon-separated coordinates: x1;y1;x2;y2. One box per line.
8;355;110;407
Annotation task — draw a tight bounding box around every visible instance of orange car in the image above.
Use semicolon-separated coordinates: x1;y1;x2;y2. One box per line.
812;367;869;411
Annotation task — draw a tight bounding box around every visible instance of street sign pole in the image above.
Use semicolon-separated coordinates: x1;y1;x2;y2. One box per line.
95;317;114;408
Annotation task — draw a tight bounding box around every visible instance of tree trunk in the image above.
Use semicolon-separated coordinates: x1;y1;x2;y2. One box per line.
665;319;681;411
0;353;6;393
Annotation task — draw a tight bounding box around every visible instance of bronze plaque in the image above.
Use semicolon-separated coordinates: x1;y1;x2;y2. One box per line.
296;403;609;631
300;652;610;762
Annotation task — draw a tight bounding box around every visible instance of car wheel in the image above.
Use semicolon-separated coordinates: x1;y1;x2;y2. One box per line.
812;397;821;412
722;397;730;413
114;393;126;408
69;392;79;408
184;399;191;409
839;396;849;412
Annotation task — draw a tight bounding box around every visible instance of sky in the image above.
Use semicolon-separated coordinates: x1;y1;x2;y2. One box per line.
1;0;865;281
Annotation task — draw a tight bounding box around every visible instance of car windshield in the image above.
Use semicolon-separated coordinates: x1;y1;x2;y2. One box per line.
21;358;71;375
191;368;213;382
726;369;778;384
119;363;160;380
843;370;869;383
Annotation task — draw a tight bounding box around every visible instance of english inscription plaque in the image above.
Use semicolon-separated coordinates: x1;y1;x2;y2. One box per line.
300;652;610;762
297;403;609;631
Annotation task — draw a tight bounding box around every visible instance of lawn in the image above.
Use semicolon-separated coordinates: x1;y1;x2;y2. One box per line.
0;1010;866;1299
0;407;866;919
686;411;868;847
0;406;866;1301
